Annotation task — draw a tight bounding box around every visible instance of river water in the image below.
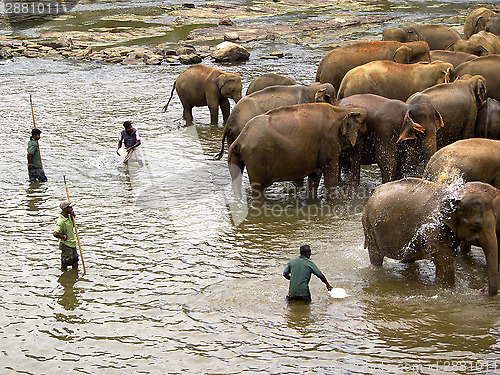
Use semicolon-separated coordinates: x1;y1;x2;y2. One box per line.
1;1;500;374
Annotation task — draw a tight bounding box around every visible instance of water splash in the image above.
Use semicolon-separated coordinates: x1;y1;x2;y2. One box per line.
400;173;466;258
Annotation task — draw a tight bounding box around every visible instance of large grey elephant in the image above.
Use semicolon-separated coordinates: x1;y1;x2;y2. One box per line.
447;31;500;56
163;64;242;126
454;55;500;102
476;97;500;140
382;24;461;50
363;177;498;295
337;60;454;102
430;50;477;68
245;73;297;95
228;103;367;203
315;41;430;91
407;74;486;149
422;138;500;189
214;83;336;159
464;7;500;39
337;94;443;190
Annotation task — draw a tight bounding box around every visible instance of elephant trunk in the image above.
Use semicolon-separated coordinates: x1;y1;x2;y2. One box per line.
233;93;242;103
421;136;437;166
480;227;499;296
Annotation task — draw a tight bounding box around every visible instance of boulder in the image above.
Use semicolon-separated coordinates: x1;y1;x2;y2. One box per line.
121;53;142;64
219;18;235;26
145;58;162;65
212;41;250;62
176;45;196;55
224;32;240;42
178;53;202;64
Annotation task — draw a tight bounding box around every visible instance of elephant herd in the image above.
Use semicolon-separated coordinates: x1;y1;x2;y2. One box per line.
164;7;500;296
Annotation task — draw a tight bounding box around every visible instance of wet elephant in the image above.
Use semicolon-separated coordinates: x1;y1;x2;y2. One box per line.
475;97;500;140
464;7;500;39
228;103;367;203
214;83;336;159
447;31;500;56
315;41;430;91
337;94;443;190
458;182;500;258
407;74;486;149
337;60;454;102
454;55;500;102
245;73;297;95
430;50;477;68
422;138;500;189
382;24;461;50
362;177;498;295
163;64;242;126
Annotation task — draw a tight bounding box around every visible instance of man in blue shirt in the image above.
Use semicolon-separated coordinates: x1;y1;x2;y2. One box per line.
283;245;332;303
116;121;143;166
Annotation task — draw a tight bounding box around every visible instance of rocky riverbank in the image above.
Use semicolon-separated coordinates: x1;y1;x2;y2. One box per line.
0;35;255;65
0;0;393;65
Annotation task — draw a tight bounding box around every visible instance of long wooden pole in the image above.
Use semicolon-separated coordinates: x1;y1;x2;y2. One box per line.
63;175;86;275
29;95;43;168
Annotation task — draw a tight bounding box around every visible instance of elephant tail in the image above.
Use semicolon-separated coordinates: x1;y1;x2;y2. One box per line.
162;81;176;112
214;125;232;160
213;135;226;160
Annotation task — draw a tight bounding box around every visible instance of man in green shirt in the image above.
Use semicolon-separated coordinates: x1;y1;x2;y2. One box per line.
283;245;332;303
27;128;47;182
53;201;79;271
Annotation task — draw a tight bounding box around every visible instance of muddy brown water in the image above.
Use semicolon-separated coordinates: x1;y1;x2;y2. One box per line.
1;1;500;374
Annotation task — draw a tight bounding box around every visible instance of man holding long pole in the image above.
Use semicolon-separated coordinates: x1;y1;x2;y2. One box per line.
27;96;47;182
53;200;79;271
27;128;47;182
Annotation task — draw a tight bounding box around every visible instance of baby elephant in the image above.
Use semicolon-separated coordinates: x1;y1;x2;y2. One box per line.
363;178;498;295
163;64;242;126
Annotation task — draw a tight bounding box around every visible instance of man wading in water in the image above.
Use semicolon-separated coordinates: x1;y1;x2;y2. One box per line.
283;245;332;303
116;120;143;166
27;128;47;182
53;201;79;271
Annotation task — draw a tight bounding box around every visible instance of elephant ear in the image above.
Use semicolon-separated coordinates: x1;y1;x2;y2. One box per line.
341;111;363;147
475;77;487;105
393;45;411;63
314;88;333;104
442;198;461;232
396;110;425;143
435;109;444;130
475;16;487;31
216;73;227;90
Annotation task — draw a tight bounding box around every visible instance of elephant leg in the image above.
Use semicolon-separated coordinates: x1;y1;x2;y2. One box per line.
251;183;266;204
348;147;362;193
323;163;339;200
207;97;220;126
363;216;384;266
376;143;396;183
228;154;245;199
432;247;455;287
220;98;231;124
208;105;219;126
307;172;321;199
177;94;194;124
